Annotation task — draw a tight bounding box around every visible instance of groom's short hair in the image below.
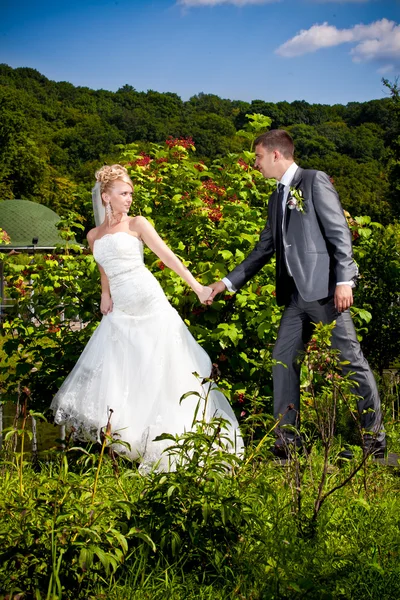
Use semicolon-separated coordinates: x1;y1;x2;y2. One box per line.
254;130;294;159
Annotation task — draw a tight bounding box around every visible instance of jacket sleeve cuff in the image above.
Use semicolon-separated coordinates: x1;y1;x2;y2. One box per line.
222;277;237;293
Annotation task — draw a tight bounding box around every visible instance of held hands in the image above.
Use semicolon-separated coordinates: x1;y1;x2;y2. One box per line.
100;293;113;315
205;280;227;305
196;285;213;304
334;284;353;313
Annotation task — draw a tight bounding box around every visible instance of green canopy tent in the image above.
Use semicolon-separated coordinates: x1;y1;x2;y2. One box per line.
0;198;67;251
0;199;78;320
0;199;79;450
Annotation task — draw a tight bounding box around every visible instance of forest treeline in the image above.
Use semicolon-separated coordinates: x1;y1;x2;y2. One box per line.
0;63;399;225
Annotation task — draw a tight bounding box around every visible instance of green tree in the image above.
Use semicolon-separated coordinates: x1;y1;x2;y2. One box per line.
54;115;125;169
299;152;391;224
287;123;336;160
0;87;49;198
383;78;400;219
352;219;400;374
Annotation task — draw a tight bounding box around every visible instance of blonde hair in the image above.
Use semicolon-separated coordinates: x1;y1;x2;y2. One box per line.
95;164;134;195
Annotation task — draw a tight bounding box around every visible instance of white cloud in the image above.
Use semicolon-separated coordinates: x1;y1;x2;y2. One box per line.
378;64;395;75
275;18;400;72
276;23;353;57
178;0;278;6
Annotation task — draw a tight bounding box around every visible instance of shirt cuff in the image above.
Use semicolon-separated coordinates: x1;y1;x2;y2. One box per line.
222;277;237;293
337;281;355;288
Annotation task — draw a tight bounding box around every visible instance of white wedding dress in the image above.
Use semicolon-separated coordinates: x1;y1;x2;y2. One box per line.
51;231;243;472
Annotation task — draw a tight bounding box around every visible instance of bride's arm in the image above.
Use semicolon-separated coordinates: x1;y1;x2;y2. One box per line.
98;265;113;314
133;216;211;304
87;230;113;314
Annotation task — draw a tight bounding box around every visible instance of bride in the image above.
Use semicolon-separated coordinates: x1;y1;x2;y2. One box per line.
51;164;243;472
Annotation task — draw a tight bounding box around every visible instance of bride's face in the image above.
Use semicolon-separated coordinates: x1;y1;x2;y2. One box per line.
104;181;133;215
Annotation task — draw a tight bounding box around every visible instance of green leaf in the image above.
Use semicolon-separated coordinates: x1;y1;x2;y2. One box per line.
128;529;156;552
167;485;176;498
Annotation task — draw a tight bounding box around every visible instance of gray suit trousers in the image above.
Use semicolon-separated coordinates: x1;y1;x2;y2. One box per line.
272;289;385;442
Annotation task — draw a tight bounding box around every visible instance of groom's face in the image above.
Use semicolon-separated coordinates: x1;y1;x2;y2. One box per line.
254;144;279;179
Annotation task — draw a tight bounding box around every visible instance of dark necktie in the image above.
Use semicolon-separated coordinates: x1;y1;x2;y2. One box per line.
275;183;285;271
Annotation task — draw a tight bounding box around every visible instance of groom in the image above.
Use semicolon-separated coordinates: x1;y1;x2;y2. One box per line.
207;129;386;459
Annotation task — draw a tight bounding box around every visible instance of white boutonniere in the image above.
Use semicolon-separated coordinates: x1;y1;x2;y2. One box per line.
287;187;305;212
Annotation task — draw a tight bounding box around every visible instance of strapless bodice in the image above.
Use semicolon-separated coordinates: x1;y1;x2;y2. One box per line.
93;230;170;317
93;232;144;280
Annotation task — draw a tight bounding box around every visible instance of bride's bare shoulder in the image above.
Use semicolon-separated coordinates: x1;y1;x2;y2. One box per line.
87;226;101;247
129;215;148;225
128;215;150;234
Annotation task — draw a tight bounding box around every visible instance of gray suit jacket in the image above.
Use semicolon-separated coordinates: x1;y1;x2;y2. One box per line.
227;167;359;306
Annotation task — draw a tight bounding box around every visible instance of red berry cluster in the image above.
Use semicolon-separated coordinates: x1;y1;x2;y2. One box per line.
165;136;194;149
172;150;186;160
46;254;63;263
202;180;225;197
132;152;151;167
208;208;223;222
157;261;165;270
307;337;318;352
14;278;27;296
202;195;214;207
195;179;226;222
234;391;246;415
156;157;168;164
238;158;250;170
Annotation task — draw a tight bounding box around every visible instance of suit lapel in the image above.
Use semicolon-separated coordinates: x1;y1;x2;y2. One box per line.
285;167;304;231
290;167;303;189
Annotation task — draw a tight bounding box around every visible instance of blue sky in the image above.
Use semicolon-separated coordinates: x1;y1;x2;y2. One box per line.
1;0;399;105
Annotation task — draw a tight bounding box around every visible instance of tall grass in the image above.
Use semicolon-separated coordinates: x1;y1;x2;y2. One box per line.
0;325;399;599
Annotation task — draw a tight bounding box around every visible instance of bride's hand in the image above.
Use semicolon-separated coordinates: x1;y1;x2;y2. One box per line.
100;293;113;315
196;285;213;305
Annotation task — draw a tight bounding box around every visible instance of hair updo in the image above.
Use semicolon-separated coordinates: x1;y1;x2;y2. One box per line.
95;164;134;196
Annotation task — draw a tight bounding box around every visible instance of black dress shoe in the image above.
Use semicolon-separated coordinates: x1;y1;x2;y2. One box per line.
363;444;386;459
338;448;355;460
338;443;386;461
269;443;289;459
269;438;303;460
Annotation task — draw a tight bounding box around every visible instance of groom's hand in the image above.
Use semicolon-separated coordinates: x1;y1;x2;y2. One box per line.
334;284;353;312
205;280;227;305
